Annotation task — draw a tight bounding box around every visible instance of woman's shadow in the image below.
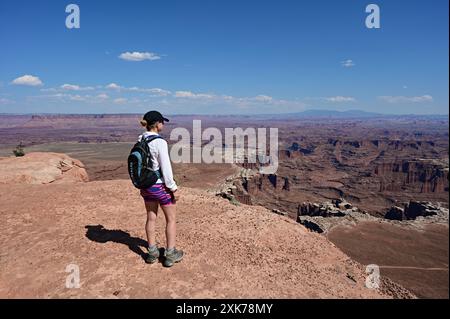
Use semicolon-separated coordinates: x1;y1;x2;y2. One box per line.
84;225;162;262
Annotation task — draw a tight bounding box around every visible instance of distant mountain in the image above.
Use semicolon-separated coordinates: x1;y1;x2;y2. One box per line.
290;109;383;118
260;109;449;119
0;110;448;119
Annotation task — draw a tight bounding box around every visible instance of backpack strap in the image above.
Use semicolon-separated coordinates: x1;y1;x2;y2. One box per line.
142;134;164;179
142;135;163;143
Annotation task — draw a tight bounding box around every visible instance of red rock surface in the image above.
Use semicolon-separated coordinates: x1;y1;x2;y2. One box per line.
0;152;89;185
0;178;412;298
328;222;449;299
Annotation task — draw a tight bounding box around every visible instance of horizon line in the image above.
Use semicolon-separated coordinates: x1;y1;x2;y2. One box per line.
0;110;449;117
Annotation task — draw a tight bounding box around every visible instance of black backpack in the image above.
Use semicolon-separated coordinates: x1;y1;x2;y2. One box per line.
127;135;163;189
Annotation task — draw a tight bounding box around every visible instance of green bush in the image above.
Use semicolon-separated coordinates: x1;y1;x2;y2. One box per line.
229;196;241;206
13;143;25;157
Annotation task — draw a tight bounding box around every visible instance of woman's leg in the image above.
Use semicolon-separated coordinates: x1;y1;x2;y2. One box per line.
161;204;177;249
145;201;159;247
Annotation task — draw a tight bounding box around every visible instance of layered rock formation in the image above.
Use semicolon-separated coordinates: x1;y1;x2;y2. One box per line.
1;115;447;217
384;201;449;221
230;132;448;216
243;174;291;193
297;199;449;234
296;200;377;233
375;160;448;193
298;199;357;217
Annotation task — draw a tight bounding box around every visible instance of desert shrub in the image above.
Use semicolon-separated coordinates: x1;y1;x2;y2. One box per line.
229;196;241;206
13;142;25;157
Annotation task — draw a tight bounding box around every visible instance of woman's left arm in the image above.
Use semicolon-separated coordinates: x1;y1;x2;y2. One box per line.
158;139;178;192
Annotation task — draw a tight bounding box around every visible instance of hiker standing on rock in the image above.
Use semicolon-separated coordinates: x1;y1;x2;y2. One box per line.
138;111;184;267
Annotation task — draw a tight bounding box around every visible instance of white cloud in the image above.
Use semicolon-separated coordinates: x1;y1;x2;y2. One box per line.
29;81;309;112
145;88;171;96
231;95;307;110
128;86;171;96
172;91;306;110
61;84;80;91
35;93;112;104
119;51;161;62
106;83;122;90
325;96;356;103
69;95;86;101
96;93;109;99
12;75;43;86
61;84;94;91
113;98;128;104
42;93;86;101
34;93;71;102
341;59;355;68
379;95;433;103
175;90;215;99
47;93;66;98
175;91;196;98
304;96;356;103
0;97;13;104
40;88;57;92
40;84;94;92
251;95;273;103
106;84;171;96
148;88;171;96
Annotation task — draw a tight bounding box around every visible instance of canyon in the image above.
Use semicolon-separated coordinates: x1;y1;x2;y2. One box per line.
0;113;448;298
0;152;412;298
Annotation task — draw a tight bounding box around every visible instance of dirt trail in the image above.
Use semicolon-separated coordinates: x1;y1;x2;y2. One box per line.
328;221;449;298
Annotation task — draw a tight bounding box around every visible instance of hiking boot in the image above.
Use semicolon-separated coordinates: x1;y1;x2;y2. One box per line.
145;245;160;264
163;247;184;267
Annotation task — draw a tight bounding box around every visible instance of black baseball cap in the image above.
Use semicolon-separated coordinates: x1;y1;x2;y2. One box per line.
143;110;169;125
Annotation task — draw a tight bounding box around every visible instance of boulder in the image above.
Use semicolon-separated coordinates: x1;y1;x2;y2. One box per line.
384;201;443;221
333;198;353;210
298;200;358;218
405;201;439;220
0;152;89;184
272;208;288;216
384;206;405;221
297;216;325;233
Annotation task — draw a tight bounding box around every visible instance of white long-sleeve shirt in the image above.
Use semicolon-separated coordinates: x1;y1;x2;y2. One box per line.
138;131;178;192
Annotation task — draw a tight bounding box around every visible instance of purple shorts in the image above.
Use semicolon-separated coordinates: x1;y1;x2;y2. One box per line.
140;183;175;206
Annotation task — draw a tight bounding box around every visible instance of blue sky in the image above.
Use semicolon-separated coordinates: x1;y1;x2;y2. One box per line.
0;0;448;115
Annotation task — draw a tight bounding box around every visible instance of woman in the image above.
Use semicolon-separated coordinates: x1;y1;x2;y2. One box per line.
139;110;184;267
